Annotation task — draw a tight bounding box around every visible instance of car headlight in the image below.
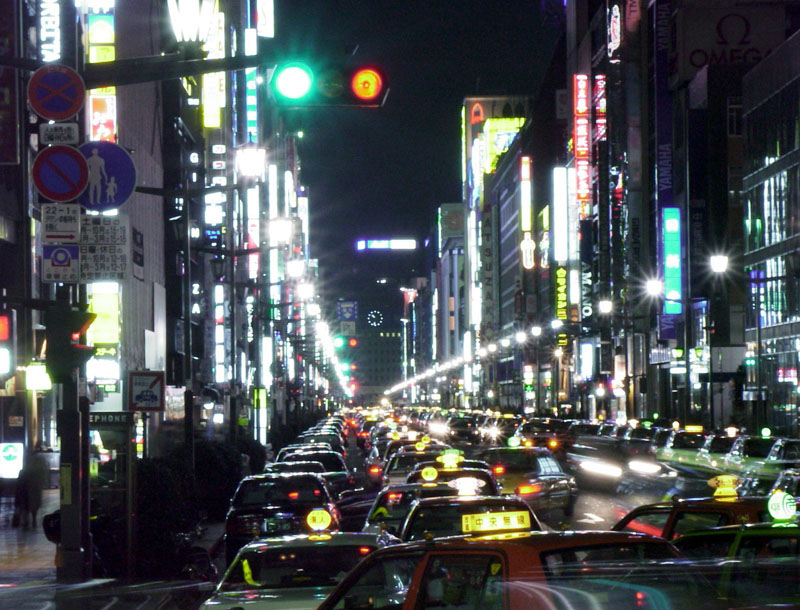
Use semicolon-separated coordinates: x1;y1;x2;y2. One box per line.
487;427;500;438
579;460;623;478
628;459;662;475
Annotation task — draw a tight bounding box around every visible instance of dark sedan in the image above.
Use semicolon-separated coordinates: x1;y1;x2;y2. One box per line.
223;473;340;565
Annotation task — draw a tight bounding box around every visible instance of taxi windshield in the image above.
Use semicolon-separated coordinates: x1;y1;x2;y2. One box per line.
743;437;775;458
671;432;706;449
405;501;536;541
220;545;375;590
234;478;326;507
705;435;736;454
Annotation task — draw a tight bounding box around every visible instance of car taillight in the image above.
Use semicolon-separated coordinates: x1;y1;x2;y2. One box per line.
369;466;382;474
226;515;261;535
517;484;542;495
548;439;559;449
524;440;534;447
387;492;403;500
313;489;321;496
288;491;300;499
359;546;373;555
493;465;505;475
360;431;370;438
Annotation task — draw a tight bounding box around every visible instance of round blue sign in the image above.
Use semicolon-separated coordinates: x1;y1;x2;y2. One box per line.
77;141;137;211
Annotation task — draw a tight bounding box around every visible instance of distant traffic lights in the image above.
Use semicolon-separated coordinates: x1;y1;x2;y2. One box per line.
45;306;96;383
271;61;388;108
347;337;358;348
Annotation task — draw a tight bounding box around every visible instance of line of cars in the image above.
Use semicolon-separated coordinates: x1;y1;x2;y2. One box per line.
202;408;800;608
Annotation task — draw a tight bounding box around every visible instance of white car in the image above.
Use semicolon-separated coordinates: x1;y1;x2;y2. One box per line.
200;532;391;610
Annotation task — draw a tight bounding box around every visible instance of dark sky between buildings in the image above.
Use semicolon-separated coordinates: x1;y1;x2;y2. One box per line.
275;0;563;300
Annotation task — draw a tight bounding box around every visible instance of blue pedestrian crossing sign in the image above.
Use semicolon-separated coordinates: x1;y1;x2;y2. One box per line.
78;141;136;212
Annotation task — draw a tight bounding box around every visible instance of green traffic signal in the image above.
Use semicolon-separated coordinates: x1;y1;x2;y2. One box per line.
333;336;345;349
271;61;387;107
273;62;314;100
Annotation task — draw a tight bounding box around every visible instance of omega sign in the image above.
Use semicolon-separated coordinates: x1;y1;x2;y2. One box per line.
676;6;783;83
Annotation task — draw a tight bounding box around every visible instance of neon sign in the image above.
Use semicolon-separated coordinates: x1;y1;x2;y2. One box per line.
573;75;592;218
555;266;568;320
662;207;682;314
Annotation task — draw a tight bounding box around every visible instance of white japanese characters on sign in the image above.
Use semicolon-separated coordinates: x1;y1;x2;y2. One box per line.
42;203;81;243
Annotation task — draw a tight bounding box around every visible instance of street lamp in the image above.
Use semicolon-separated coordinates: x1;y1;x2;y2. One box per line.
708;255;729;430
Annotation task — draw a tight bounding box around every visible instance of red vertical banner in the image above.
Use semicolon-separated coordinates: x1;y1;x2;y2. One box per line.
0;0;19;165
573;74;592;219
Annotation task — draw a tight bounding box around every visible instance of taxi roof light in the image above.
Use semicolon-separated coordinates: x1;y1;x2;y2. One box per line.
306;509;333;531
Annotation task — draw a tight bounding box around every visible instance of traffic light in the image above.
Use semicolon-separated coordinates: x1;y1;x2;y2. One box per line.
0;310;15;377
347;337;358;348
333;336;345;349
45;306;96;383
270;61;388;108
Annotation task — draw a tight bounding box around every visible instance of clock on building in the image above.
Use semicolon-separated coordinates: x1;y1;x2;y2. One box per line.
367;309;384;327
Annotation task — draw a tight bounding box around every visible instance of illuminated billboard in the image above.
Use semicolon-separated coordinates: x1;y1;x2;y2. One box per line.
356;239;417;251
661;207;682;314
573;74;592;219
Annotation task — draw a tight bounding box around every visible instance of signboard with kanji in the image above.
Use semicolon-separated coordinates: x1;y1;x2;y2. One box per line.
42;203;81;243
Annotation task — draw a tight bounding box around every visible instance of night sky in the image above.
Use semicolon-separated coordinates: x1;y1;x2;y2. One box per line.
275;1;562;299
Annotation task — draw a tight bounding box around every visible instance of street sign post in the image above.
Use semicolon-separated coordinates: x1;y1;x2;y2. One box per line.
39;122;80;145
77;141;137;212
43;245;80;283
80;214;129;281
32;145;89;202
27;64;86;121
42;203;81;243
128;371;165;412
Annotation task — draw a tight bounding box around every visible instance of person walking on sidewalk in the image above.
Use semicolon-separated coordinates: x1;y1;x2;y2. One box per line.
13;451;47;528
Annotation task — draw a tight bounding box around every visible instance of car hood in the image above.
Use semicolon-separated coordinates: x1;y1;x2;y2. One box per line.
202;586;333;610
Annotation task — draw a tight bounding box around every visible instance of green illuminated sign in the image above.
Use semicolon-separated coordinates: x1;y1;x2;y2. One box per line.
662;207;682;315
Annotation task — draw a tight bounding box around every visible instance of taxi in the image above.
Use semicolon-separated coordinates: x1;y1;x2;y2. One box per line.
473;445;577;516
362;483;464;536
672;490;800;608
655;426;709;467
202;532;391;609
224;473;341;565
317;520;720;609
397;495;543;542
720;433;776;474
612;475;773;540
405;465;501;495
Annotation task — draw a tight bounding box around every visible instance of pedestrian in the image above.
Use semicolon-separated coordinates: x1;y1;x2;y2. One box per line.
26;452;48;528
12;466;29;528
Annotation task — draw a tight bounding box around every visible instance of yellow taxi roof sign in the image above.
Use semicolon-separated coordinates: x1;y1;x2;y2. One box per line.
707;474;740;498
685;425;704;433
420;466;438;482
306;509;332;531
461;510;531;533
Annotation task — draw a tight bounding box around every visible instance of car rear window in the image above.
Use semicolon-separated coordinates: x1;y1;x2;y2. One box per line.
671;433;706;449
221;545;376;590
234;477;325;507
706;435;735;454
367;487;457;529
405;500;536;540
744;438;775;458
285;452;346;472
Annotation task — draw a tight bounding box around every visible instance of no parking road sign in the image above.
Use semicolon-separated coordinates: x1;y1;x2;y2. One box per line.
27;64;85;121
32;145;89;202
43;244;79;283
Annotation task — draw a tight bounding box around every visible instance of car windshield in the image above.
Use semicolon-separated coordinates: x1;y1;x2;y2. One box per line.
743;438;775;458
234;477;326;507
404;500;536;540
284;452;346;472
705;435;736;454
220;545;375;590
671;432;706;449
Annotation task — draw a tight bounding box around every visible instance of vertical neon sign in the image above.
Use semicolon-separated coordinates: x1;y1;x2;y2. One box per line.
573;74;591;219
662;207;682;314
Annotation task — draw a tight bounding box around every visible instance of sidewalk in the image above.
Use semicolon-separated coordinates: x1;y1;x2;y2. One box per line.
0;486;59;583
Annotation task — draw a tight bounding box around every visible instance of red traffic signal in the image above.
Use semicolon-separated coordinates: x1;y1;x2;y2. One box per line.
0;310;14;376
348;337;358;348
350;67;383;102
